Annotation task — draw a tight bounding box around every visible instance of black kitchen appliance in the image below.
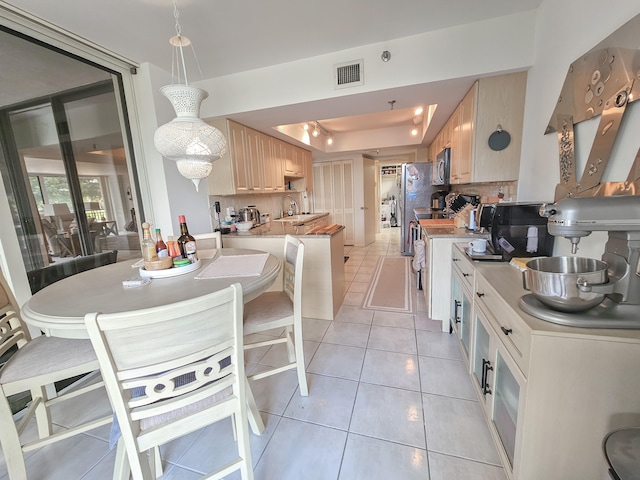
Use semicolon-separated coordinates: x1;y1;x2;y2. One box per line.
430;189;449;211
485;202;555;261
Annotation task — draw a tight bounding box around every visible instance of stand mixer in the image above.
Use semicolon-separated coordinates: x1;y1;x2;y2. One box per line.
518;195;640;328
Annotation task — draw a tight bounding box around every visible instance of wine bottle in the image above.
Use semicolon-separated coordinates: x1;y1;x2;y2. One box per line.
177;215;198;263
155;228;168;258
141;222;158;262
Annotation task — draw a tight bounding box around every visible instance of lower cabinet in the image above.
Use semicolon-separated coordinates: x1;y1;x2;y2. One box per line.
450;264;473;358
471;304;526;472
449;242;640;480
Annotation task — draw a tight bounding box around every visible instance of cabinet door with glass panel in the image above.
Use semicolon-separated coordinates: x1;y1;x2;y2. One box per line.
472;305;527;476
450;269;473;364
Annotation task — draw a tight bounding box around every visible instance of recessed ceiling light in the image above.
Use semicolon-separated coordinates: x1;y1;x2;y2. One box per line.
414;106;424;116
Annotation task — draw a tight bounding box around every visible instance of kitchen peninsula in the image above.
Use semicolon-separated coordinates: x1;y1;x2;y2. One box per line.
222;213;344;320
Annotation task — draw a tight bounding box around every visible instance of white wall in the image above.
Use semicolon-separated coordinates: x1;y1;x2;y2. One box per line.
518;0;640;257
195;11;536;120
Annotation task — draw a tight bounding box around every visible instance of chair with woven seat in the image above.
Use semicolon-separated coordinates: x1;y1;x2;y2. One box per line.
0;271;112;479
243;234;308;396
84;283;253;480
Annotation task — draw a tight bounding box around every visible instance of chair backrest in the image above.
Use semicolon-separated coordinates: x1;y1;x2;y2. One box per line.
193;231;223;249
283;235;304;317
0;270;30;364
84;283;245;456
192;232;223;258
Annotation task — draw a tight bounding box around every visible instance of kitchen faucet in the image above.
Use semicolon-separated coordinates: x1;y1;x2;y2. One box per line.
282;195;299;217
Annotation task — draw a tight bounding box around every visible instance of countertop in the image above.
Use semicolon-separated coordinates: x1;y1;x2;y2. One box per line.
421;224;489;239
454;242;640;342
224;213;342;238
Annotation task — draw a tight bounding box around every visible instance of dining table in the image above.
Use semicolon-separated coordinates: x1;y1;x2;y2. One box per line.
20;247;281;435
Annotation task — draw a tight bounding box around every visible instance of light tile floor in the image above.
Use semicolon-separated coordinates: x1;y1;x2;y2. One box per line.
0;228;507;479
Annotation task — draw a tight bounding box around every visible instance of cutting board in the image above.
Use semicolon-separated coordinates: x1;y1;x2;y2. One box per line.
305;223;343;235
418;218;455;227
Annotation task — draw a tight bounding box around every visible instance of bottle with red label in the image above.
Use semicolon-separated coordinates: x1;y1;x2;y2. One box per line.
177;215;198;263
155;228;168;258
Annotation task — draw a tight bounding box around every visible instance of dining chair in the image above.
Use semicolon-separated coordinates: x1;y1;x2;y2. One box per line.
0;272;112;479
192;231;223;258
84;283;254;480
243;234;308;396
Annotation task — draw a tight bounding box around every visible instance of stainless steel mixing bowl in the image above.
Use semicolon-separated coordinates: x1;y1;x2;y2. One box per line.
523;256;609;312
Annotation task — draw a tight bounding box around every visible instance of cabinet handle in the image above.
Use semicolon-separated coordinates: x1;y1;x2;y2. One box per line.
463;272;470;277
454;300;461;324
482;359;493;396
501;326;513;336
476;292;485;298
453;257;459;262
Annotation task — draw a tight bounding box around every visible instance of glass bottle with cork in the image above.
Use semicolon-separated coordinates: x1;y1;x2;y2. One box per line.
177;215;198;263
141;222;158;262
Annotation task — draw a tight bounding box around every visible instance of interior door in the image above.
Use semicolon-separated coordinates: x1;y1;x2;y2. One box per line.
362;157;376;245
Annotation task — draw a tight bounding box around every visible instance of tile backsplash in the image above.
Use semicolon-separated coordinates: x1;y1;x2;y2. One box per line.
451;181;518;204
208;191;305;227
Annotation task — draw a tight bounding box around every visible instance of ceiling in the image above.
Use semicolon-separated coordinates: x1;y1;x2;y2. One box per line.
1;0;543;158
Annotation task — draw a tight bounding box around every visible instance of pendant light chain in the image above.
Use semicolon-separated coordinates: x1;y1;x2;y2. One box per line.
172;0;189;85
170;0;205;86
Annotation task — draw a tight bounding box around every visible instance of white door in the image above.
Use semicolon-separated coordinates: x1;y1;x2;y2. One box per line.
362;158;376;245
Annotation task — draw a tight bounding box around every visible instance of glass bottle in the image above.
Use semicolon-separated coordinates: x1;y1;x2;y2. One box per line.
177;215;198;263
155;228;168;258
141;222;158;262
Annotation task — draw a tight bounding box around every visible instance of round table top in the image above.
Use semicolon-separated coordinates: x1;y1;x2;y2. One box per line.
22;248;281;339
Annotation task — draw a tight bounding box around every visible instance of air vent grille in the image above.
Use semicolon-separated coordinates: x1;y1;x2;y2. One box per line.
334;60;364;89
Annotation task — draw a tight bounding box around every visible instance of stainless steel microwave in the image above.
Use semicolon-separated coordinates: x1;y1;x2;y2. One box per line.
433;148;450;185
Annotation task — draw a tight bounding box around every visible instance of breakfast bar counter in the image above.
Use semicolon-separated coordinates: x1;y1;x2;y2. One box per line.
222;223;344;320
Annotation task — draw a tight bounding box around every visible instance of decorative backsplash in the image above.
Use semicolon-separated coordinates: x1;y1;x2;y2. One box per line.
208;191;304;225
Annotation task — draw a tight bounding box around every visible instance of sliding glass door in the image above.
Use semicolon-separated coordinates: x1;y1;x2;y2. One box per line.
0;28;143;292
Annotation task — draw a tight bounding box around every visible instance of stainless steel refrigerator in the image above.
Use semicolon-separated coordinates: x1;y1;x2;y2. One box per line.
400;162;437;256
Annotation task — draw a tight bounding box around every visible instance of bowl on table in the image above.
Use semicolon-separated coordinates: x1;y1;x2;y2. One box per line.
236;221;253;232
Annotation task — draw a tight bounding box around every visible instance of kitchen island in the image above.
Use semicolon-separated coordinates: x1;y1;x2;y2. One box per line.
221;213;344;320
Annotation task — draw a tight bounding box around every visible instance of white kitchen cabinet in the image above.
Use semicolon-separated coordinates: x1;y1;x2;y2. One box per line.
312;161;355;245
450;242;640;480
207;119;253;195
244;127;265;193
432;72;526;185
283;142;304;177
451;246;474;361
471;302;526;472
207;119;309;195
261;134;287;193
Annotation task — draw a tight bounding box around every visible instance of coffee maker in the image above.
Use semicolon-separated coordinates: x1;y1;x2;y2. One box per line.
519;195;640;328
431;190;449;211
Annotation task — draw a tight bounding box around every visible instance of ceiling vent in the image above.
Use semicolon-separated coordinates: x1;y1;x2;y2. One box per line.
334;59;364;89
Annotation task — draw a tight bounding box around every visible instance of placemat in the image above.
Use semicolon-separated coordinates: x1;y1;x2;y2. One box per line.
195;253;269;279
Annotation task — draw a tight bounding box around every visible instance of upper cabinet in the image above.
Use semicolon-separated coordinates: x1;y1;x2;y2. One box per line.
207;119;311;195
432;72;527;185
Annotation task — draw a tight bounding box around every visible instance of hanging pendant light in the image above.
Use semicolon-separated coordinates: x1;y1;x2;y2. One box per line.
153;1;227;191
